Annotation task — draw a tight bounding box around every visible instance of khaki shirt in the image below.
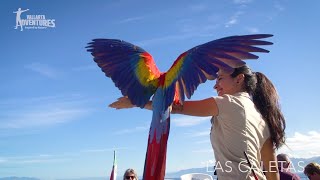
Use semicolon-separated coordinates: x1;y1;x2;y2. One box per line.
210;92;270;180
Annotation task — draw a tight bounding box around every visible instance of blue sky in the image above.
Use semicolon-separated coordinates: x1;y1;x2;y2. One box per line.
1;0;320;179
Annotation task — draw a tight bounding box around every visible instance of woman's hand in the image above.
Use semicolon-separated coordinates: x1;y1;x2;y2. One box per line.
109;96;136;109
171;103;183;114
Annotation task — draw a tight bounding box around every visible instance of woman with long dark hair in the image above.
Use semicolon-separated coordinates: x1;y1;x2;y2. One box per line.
111;65;286;180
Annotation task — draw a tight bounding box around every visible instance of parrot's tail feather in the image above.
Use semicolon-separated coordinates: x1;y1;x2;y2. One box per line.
143;118;170;180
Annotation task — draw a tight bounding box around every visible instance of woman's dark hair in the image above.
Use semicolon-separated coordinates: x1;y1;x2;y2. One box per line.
231;65;286;149
304;162;320;177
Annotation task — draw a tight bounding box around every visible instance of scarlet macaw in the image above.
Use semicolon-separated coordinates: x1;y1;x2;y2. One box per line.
86;34;273;180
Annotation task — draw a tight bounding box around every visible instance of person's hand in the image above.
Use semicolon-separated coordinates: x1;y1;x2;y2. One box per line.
171;102;183;114
109;96;136;109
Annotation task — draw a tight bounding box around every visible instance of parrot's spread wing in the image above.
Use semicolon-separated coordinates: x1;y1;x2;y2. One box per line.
164;34;273;109
86;39;161;108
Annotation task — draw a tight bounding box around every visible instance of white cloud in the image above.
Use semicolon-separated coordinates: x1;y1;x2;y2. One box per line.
137;29;217;47
1;108;89;129
179;22;219;35
278;131;320;158
71;65;97;71
192;149;212;153
0;94;89;109
138;33;196;47
136;14;227;47
118;16;144;24
113;125;149;135
185;129;210;137
266;2;285;22
0;158;7;163
274;2;285;12
1;154;71;165
233;0;253;5
195;139;211;144
1;147;127;165
225;11;243;28
246;27;260;33
0;94;93;129
25;62;59;79
16;158;70;164
172;116;210;127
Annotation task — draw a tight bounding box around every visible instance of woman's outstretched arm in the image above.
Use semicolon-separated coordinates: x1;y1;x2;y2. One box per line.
109;96;218;117
172;98;218;117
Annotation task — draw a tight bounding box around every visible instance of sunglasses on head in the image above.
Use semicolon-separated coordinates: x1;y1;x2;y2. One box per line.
125;175;135;179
